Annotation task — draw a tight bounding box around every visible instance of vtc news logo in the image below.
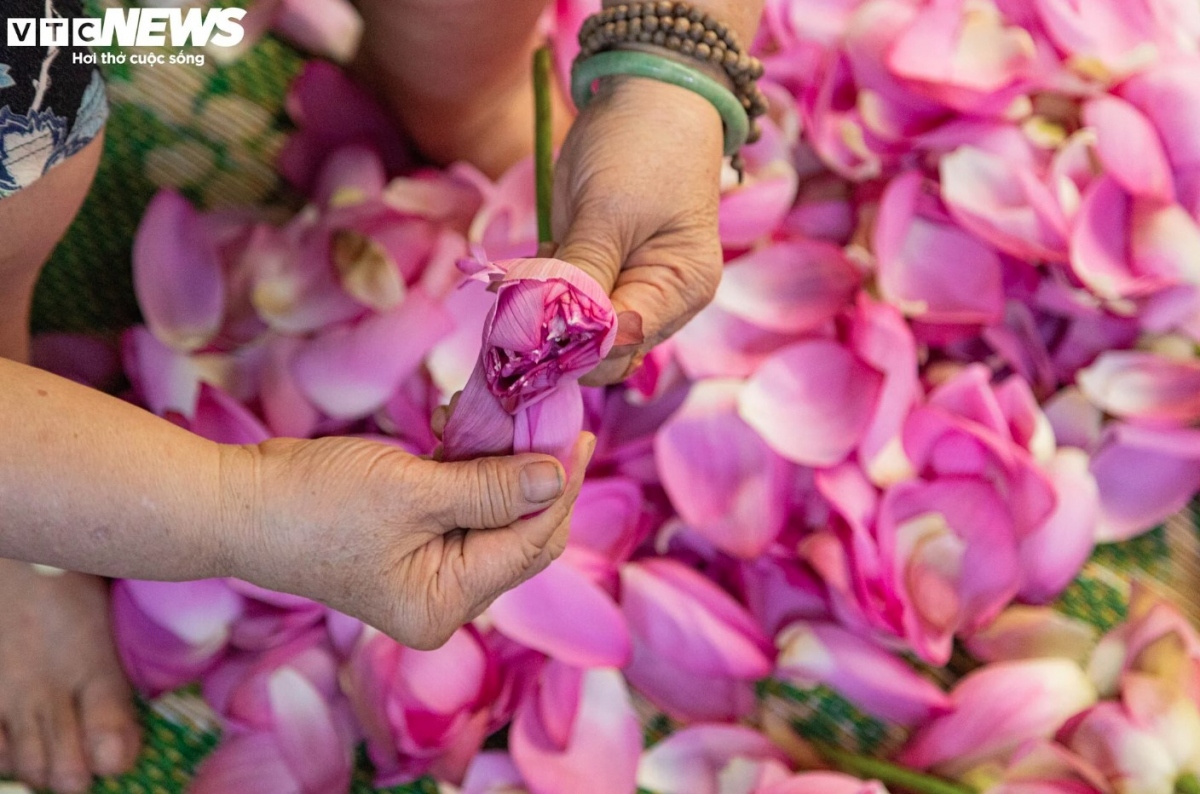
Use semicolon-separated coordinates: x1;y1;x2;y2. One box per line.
6;8;247;48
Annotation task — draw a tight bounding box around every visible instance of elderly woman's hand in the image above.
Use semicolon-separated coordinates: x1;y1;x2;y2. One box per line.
553;75;726;385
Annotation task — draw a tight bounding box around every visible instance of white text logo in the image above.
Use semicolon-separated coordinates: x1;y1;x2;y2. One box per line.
6;8;247;48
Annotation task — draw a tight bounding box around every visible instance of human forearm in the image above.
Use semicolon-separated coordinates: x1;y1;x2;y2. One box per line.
0;358;234;580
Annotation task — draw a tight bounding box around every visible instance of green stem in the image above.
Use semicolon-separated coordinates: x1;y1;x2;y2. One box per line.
1177;773;1200;794
815;745;977;794
533;46;554;245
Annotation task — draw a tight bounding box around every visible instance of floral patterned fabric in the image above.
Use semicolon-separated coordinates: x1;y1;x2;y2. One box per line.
0;0;109;198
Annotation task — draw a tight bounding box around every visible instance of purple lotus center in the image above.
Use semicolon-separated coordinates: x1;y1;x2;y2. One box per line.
484;279;610;412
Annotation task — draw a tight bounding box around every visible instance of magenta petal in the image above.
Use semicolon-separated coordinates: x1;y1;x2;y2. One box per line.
1120;60;1200;172
461;752;525;794
637;724;788;794
291;289;454;419
189;384;271;445
442;362;517;461
190;732;301;794
621;559;773;679
776;620;952;726
489;561;631;668
876;171;1004;325
1089;423;1200;541
30;333;121;389
1017;450;1099;604
623;634;758;724
719;169;801;249
1084;95;1175;203
673;304;797;380
133;190;225;352
511;664;641;794
739;341;885;468
512;380;584;462
311;145;386;209
715;240;861;333
656;380;792;558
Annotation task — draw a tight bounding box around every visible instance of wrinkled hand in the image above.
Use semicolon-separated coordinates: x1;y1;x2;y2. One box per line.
554;75;726;385
220;434;593;649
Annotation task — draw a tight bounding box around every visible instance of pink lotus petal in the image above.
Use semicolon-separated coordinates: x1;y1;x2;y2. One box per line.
513;380;584;461
637;724;788;794
291;289;454;419
441;361;517;461
1078;350;1200;424
311;145;386;209
190;732;305;794
122;326;201;418
966;606;1098;665
898;658;1097;777
1084;96;1175;203
189;384;271;445
776;620;952;726
940;146;1069;263
1089;423;1200;541
715;240;861;334
673;304;798;380
133;190;225;352
621;559;773;680
511;664;641;794
1017;449;1099;604
739;340;885;468
569;478;645;565
489;560;631;668
623;634;759;724
30;333;121;389
762;773;891;794
1119;60;1200;172
656;380;793;558
275;0;363;64
260;336;321;439
876;171;1005;325
268;666;353;793
460;751;525;794
427;278;494;397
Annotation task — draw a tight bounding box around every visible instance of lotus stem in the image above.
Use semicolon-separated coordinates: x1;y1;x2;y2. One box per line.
534;46;554;245
1177;773;1200;794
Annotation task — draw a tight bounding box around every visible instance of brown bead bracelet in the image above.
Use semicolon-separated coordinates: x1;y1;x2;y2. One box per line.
578;2;768;143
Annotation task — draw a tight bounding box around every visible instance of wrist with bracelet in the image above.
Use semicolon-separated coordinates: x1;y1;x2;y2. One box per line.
570;1;767;177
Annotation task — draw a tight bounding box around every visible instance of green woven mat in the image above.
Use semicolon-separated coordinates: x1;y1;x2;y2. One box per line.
22;4;1200;791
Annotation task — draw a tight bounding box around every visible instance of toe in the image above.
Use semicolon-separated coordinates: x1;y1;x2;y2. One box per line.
43;701;91;793
77;679;140;778
8;709;48;790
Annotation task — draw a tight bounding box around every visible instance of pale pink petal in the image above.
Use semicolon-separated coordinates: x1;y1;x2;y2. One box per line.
673;304;797;380
1084;95;1175;203
655;380;793;558
966;606;1098;664
311;145;386;209
1119;60;1200;172
739;340;885;467
1017;449;1099;603
275;0;363;63
637;724;788;794
489;561;631;668
776;620;951;726
940;146;1069;263
898;658;1097;777
511;664;641;794
259;336;321;439
268;667;353;793
133;190;225;352
1078;350;1200;424
1089;423;1200;541
512;381;584;462
569;478;644;565
190;732;302;794
876;171;1005;325
427;278;494;398
620;559;773;680
291;289;454;419
715;240;861;333
460;751;525;794
122;326;201;418
850;296;920;483
761;773;890;794
1068;176;1147;300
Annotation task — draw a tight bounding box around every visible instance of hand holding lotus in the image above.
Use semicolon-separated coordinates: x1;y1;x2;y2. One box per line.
217;433;593;650
553;76;726;384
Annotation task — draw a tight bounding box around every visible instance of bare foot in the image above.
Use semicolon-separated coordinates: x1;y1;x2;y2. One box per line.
0;562;141;792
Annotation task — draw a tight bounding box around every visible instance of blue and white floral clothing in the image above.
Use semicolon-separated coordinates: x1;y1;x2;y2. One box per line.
0;0;109;199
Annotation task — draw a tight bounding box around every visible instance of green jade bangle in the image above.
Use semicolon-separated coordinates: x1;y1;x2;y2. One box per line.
571;49;750;157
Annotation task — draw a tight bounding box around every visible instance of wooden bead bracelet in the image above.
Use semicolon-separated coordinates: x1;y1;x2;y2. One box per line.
577;2;768;143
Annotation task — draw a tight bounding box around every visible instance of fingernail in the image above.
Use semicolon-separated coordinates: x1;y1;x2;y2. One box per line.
90;734;124;774
521;461;564;502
